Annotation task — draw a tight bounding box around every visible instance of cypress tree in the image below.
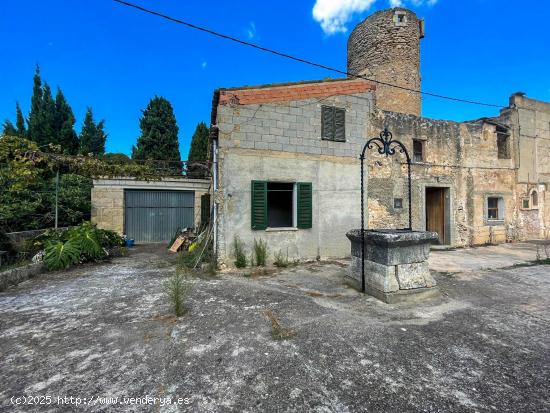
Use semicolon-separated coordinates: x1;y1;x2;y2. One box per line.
187;121;209;178
54;88;79;154
2;102;27;138
15;102;26;137
2;120;17;136
79;108;107;155
27;65;43;143
35;83;56;147
132;96;182;174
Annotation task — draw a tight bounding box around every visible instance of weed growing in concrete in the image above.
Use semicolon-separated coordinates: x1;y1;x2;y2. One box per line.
253;238;268;267
264;309;296;340
273;249;290;268
164;270;192;317
232;236;247;268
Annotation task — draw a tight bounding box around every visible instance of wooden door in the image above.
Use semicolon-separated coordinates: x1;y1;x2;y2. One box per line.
426;188;445;244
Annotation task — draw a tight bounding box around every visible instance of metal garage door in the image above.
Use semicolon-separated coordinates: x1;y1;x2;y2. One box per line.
124;190;194;243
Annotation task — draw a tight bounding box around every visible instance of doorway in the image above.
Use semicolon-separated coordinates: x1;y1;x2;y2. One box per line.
425;187;448;244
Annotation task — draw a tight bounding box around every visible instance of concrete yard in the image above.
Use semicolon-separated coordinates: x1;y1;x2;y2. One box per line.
0;244;549;412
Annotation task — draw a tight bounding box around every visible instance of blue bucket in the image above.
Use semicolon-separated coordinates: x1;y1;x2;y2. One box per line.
125;239;135;247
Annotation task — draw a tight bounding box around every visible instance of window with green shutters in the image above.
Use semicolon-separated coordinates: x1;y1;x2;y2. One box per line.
321;106;346;142
251;181;312;230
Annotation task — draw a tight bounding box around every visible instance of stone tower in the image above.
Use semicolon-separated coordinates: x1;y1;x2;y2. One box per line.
347;8;423;116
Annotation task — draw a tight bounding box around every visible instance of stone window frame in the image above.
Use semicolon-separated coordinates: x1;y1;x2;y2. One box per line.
484;194;505;226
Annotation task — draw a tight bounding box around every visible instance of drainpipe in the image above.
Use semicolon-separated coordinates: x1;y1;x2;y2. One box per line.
212;137;218;264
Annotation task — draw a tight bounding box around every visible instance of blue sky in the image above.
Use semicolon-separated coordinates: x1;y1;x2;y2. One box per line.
0;0;548;158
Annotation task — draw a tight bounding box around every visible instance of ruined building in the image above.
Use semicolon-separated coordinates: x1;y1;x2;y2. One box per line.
209;7;549;264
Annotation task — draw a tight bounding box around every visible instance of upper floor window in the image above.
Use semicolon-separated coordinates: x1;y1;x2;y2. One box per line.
496;126;510;159
321;106;345;142
413;139;424;163
531;190;538;208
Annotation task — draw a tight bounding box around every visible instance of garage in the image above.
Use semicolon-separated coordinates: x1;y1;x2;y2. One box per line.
124;190;195;243
91;177;211;243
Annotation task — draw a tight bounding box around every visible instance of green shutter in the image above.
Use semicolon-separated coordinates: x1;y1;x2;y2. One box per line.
297;182;312;229
251;180;267;230
321;106;334;140
334;108;346;142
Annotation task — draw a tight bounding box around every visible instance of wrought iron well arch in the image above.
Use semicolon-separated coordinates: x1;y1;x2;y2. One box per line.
359;128;412;292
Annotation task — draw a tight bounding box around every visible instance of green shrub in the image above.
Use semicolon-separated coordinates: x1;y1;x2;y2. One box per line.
164;270;193;316
253;238;268;267
43;239;81;271
273;249;290;268
33;222;124;271
232;236;247;268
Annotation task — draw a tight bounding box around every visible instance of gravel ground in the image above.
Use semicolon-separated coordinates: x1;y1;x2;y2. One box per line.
0;245;549;412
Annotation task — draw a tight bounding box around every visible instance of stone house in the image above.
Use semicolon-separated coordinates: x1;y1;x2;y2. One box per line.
209;7;549;265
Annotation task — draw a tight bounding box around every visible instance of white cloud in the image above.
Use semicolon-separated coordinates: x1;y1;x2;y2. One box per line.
312;0;438;35
313;0;376;34
246;21;257;39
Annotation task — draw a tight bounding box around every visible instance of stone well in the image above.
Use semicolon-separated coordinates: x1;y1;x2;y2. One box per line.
346;229;439;303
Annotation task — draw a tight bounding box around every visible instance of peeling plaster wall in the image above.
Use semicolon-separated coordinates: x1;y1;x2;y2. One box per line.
369;110;517;246
499;94;550;239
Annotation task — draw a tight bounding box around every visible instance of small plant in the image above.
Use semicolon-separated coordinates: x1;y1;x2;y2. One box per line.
253;238;268;267
273;249;290;268
264;309;296;340
232;236;247;268
164;270;193;317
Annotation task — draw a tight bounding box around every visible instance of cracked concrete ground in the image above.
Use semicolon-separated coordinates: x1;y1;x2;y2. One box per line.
0;244;549;412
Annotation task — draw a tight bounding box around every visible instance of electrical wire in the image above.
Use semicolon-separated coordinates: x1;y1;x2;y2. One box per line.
112;0;505;109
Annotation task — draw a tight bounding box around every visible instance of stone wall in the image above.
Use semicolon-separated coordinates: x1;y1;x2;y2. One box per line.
91;187;124;234
348;8;422;116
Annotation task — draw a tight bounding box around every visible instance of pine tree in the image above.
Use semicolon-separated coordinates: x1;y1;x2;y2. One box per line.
132;96;182;174
27;65;43;143
187;121;209;178
79;108;107;155
54;88;79;154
